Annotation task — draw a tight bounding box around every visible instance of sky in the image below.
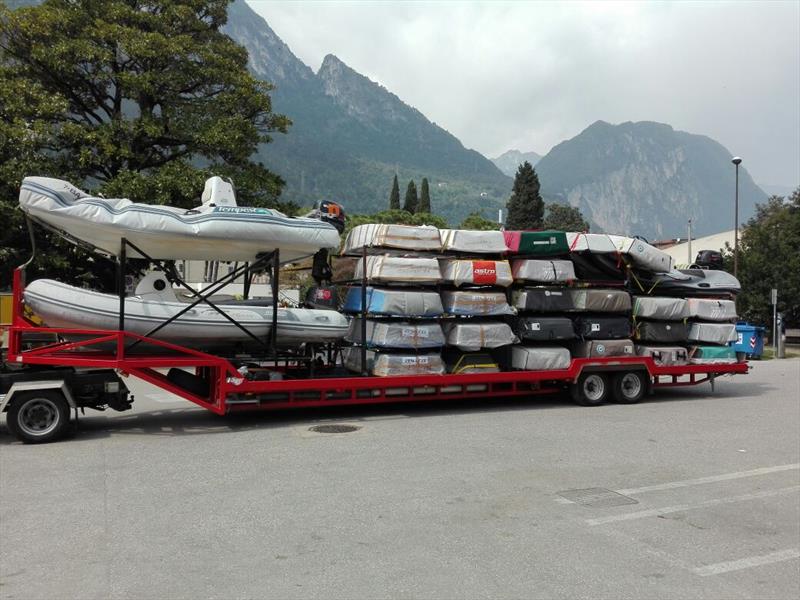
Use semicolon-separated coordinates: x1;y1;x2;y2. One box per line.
247;0;800;188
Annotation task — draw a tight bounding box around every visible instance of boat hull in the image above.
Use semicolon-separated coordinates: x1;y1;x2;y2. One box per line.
24;279;349;348
19;177;340;262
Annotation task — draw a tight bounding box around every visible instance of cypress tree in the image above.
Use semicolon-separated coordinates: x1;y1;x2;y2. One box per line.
403;180;418;214
505;162;545;230
418;178;431;213
389;174;400;210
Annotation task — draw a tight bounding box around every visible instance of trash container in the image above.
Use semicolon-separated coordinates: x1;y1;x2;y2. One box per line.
733;322;765;359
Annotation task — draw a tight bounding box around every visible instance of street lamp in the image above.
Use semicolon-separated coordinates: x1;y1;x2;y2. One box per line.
731;156;742;277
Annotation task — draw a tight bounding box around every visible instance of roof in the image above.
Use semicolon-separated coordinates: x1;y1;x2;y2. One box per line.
663;230;738;265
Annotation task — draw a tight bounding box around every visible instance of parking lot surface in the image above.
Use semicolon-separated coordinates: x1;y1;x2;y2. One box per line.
1;359;799;599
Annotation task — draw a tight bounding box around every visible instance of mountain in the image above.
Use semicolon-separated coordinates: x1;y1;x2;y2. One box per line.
224;1;511;222
491;149;543;177
534;120;768;239
759;183;797;198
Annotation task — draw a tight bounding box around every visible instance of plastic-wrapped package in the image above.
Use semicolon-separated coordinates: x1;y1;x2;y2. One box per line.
511;259;576;283
512;287;575;312
565;233;618;253
511;346;571;370
609;235;674;273
353;255;441;285
686;298;737;321
571;339;635;358
439;259;513;287
441;291;514;316
571;288;632;313
515;316;575;342
446;352;501;374
689;345;738;364
632;296;690;320
573;316;632;340
687;322;738;345
634;321;688;343
504;231;569;255
442;321;518;351
342;287;443;316
342;347;445;376
346;318;445;349
439;229;508;254
635;345;689;366
343;223;442;253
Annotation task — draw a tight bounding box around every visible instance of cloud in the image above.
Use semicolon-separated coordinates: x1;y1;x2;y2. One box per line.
247;0;800;187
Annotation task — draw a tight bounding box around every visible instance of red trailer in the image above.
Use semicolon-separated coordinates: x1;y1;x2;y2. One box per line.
2;265;748;443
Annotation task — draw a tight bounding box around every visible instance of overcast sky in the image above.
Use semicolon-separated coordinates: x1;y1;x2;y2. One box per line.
248;0;800;188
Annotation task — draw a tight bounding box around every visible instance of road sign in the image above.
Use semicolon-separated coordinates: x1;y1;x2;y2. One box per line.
771;288;778;304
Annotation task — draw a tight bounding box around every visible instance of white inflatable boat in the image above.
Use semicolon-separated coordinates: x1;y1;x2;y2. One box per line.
19;176;341;262
23;273;349;348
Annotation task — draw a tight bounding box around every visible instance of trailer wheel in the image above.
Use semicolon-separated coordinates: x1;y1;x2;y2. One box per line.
611;371;647;404
6;390;71;444
570;373;609;406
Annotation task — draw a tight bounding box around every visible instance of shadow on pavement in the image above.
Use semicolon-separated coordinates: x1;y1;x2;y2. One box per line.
0;375;777;444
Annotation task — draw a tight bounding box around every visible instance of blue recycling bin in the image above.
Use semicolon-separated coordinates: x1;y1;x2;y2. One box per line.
733;322;765;359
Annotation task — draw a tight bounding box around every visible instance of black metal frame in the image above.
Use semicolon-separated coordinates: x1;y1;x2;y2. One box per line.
116;238;279;355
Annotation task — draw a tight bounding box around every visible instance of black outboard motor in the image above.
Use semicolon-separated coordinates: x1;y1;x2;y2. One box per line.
694;250;723;270
305;286;339;310
316;200;346;233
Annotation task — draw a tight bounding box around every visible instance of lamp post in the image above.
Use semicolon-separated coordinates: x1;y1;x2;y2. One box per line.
731;157;742;277
687;218;692;265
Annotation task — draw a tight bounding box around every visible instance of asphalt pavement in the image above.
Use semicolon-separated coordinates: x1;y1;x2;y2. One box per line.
1;359;799;599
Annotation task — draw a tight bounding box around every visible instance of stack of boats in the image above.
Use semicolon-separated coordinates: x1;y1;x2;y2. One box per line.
340;226;742;376
18;176;349;349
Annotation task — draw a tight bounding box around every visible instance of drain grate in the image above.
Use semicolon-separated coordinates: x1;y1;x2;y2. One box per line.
557;487;638;507
309;424;360;434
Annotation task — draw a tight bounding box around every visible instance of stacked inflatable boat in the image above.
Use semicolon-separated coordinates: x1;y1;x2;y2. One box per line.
340;225;743;376
18;176;349;349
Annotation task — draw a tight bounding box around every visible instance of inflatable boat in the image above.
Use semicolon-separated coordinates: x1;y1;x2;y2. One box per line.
636;269;741;297
23;274;349;348
19;176;342;262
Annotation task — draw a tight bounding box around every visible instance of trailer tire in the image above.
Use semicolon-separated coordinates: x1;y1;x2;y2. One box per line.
570;373;609;406
6;390;71;444
611;371;647;404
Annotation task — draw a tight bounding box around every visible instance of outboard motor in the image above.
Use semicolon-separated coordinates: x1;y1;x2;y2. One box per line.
201;176;237;208
694;250;723;270
313;200;346;233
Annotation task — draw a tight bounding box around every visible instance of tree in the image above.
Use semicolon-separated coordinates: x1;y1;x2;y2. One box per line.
0;0;290;287
729;189;799;328
388;174;400;210
458;212;500;231
418;177;431;213
403;180;418;214
543;203;590;232
505;161;544;230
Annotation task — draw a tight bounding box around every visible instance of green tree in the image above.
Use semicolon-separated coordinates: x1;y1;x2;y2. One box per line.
0;0;290;287
543;203;590;232
418;177;431;213
458;212;500;231
505;161;544;230
730;189;799;328
403;180;418;214
388;174;400;210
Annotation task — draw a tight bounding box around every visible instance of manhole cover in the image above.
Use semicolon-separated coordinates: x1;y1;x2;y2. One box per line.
557;487;638;507
309;424;360;434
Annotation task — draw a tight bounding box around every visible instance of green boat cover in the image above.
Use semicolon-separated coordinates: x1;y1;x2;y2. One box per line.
516;231;570;256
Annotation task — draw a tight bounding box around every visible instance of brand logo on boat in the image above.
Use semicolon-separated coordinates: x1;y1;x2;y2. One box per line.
315;289;332;300
472;261;497;284
402;327;429;338
214;207;270;214
591;323;600;332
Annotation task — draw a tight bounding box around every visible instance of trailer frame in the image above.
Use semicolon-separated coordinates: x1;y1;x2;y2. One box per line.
6;266;748;421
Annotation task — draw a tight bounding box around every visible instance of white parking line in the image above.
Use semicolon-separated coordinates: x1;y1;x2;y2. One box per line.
586;485;800;525
617;464;800;496
693;548;800;576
